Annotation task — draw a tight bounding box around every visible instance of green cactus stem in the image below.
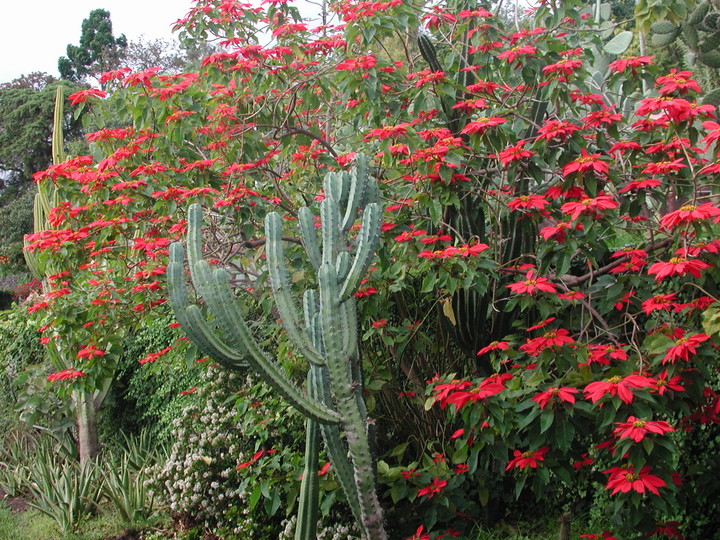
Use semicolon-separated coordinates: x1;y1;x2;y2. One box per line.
167;154;387;539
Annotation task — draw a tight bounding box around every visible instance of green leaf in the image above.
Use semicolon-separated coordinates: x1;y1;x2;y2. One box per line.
540;409;554;434
604;31;633;54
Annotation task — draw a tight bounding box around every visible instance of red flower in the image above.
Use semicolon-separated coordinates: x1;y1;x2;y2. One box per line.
656;69;701;95
558;290;586;301
419;243;489;259
506;446;549;470
613;416;674;442
582;344;628;367
365;123;412;140
647;257;711;282
47;369;87;382
520;329;574;357
77;345;105;359
604;465;666;496
542;58;583;77
539;221;580;243
580;532;617;540
562;149;609;177
641;158;687;175
497;140;536;167
653;370;686;396
507;270;557;295
617;178;661;194
609;248;647;274
406;525;431;540
582;107;623;128
336;55;377;71
497;45;537;63
584;374;654;405
460;116;506;135
659;203;720;229
477;340;510;356
417;477;447;498
642;293;679;315
68;88;107;105
507;194;549;211
608;55;654;73
561;195;618;221
532;387;578;409
440;378;506;410
647;521;684;539
535;120;580;142
663;332;710;364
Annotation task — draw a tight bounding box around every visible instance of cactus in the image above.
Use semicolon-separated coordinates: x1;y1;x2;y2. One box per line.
647;0;720;103
24;87;63;281
167;154;387;540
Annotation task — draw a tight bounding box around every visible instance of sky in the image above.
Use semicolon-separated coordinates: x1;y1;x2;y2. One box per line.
0;0;195;84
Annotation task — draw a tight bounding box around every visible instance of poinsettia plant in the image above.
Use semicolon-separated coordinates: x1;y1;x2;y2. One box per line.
23;0;720;537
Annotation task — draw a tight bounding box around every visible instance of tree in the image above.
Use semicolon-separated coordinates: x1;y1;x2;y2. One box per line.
122;36;220;74
0;78;83;187
58;9;128;83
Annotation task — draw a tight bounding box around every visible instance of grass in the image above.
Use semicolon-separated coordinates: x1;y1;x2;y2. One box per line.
0;502;158;540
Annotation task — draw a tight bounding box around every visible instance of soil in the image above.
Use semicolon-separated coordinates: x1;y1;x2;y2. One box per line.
0;485;30;513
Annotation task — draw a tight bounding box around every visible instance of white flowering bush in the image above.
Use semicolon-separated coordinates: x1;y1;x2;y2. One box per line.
147;364;351;538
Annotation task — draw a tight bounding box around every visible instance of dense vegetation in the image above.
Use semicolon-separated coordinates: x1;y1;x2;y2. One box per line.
2;0;720;538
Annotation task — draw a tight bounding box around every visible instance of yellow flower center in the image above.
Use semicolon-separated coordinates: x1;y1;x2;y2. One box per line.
632;420;647;428
679;205;696;212
668;257;685;264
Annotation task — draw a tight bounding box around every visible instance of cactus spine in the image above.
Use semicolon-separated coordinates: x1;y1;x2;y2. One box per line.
167;154;387;539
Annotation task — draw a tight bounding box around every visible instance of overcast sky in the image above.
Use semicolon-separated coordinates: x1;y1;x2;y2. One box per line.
0;0;195;84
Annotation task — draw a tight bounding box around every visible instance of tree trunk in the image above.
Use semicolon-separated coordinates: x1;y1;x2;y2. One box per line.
75;390;99;466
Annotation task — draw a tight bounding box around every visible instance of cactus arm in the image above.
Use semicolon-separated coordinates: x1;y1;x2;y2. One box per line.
201;267;340;425
310;364;364;526
335;251;350;282
168;242;340;425
341;154;372;231
339;203;381;301
168;244;250;369
298;206;321;272
186;204;209;292
321;197;342;267
52;87;66;165
295;416;320;540
318;264;386;539
265;212;324;365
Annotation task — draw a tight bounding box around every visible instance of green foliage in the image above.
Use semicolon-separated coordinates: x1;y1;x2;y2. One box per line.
0;80;83;186
58;9;128;83
146;365;319;538
0;302;44;394
98;310;202;442
0;184;36;276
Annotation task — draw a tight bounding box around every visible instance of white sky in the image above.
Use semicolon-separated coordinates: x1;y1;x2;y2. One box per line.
0;0;195;84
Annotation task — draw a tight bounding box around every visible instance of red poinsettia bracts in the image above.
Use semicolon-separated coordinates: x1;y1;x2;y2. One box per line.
532;387;578;409
604;465;667;496
506;446;550;470
612;416;674;442
507;270;557;295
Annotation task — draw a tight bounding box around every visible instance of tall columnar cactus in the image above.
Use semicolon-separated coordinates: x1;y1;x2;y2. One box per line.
167;155;387;539
24;87;63;282
648;1;720;104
